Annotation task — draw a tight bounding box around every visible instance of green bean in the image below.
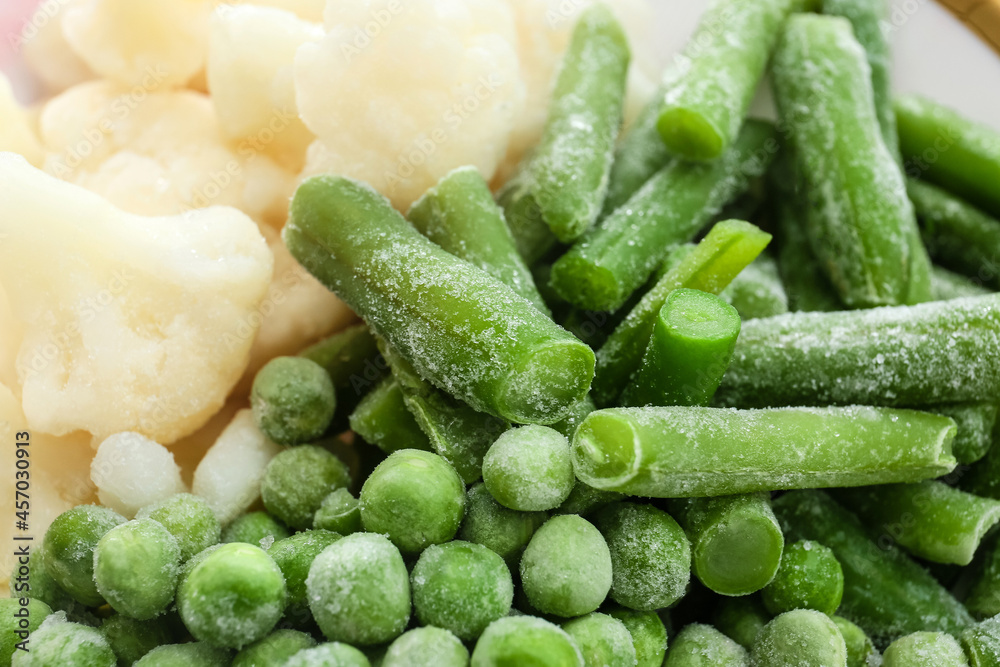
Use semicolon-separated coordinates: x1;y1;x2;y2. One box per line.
593;502;691;610
550;395;596;440
251;356;336;446
834;481;1000;566
656;0;801;161
498;4;629;245
554;483;624;518
520;515;613;618
897;95;1000;219
593;218;772;406
961;423;1000;500
561;612;636;667
383;627;468;667
482;425;574;512
349;377;433;455
221;512;290;549
720;255;789;320
136;494;221;563
93;519;181;620
13;617;117;667
774;490;973;645
1;598;51;666
133;643;232;667
964;537;1000;620
762;540;844;616
620;289;741;408
715;294;1000;409
408;166;548;314
668;493;783;597
772;15;931;308
908;177;1000;289
459;482;547;566
749;609;848;667
498;169;561;267
665;623;749;667
283;643;370;667
41;505;126;607
550;121;776;312
410;541;513;641
572;406;956;497
260;444;351;530
714;596;771;650
471;616;584;666
831;616;879;667
267;530;341;612
286;175;595;425
99;615;172;666
232;630;316;667
963;614;1000;666
605;607;668;667
313;488;361;536
882;631;968;666
933;266;992;301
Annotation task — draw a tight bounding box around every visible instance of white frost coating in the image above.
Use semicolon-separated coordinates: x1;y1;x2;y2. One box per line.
207;5;323;171
193;409;284;526
38;81;294;225
0;74;44;167
0;155;273;443
295;0;523;209
91;432;187;518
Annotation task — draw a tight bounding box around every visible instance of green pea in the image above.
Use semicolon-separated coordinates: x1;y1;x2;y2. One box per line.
136;494;221;562
883;631;967;666
132;643;231;667
306;533;411;646
750;609;848;667
232;629;316;667
93;519;181;620
562;612;637;667
520;515;612;618
13;615;116;667
411;541;513;641
268;530;342;608
382;627;468;667
8;551;77;615
252;356;336;446
176;542;287;649
261;445;352;529
459;483;547;566
553;483;624;518
99;615;172;667
471;616;584;666
283;643;371;667
42;505;127;607
482;426;575;512
830;616;877;667
605;606;668;667
762;541;844;616
221;512;290;549
313;488;362;535
665;623;748;667
1;598;51;666
713;596;771;650
359;449;465;555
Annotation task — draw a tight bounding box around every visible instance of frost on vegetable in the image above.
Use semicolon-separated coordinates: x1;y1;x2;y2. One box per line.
0;73;44;167
295;0;523;209
91;432;187;518
0;156;273;443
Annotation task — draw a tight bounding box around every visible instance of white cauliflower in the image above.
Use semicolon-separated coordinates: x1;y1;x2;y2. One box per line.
238;0;325;23
38;80;293;225
295;0;524;209
0;73;43;168
207;5;323;171
91;432;187;518
0;154;274;444
19;0;95;95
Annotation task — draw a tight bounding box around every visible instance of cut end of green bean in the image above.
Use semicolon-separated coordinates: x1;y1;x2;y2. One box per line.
499;338;595;425
696;505;784;597
657;106;725;162
572;411;642;489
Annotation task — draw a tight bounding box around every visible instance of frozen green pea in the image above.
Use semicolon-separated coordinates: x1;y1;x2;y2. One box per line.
93;519;181;620
252;356;336;446
458;483;547;566
231;629;316;667
268;530;342;609
99;615;172;667
411;541;513;641
1;598;51;666
605;607;668;667
221;512;290;549
306;533;411;646
561;613;636;667
12;615;116;667
665;623;748;667
831;616;878;667
962;614;1000;666
132;643;231;667
482;426;574;512
750;610;847;667
136;494;221;562
177;542;286;649
313;488;361;535
8;551;77;615
554;483;624;518
382;627;468;667
471;616;584;667
714;596;771;650
349;377;433;455
593;502;691;611
283;643;370;667
360;449;465;555
261;445;351;529
762;541;844;616
520;515;612;618
42;505;127;607
883;631;966;666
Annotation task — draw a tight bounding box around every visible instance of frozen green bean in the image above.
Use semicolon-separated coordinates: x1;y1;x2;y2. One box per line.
136;494;221;563
93;519;181;620
260;444;351;530
550;395;596;440
882;631;968;666
621;289;741;408
572;406;956;497
554;482;623;518
550;121;776;312
285;175;595;425
965;537;1000;620
749;609;847;667
471;616;584;666
831;616;879;667
605;607;668;667
482;425;574;512
762;540;844;616
313;488;361;536
232;630;316;667
41;505;126;607
932;266;992;301
963;614;1000;667
720;255;789;320
459;482;547;566
221;512;289;548
561;612;636;667
383;627;468;667
714;596;771;650
774;490;973;644
251;356;336;446
349;377;433;455
716;294;1000;409
665;623;748;667
669;493;783;597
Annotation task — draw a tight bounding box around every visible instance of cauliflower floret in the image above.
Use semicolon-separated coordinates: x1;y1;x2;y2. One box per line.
62;0;214;89
0;154;274;444
0;73;43;168
207;5;322;172
38;81;293;225
91;432;188;518
19;0;95;95
239;0;325;23
296;0;524;209
0;286;22;394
